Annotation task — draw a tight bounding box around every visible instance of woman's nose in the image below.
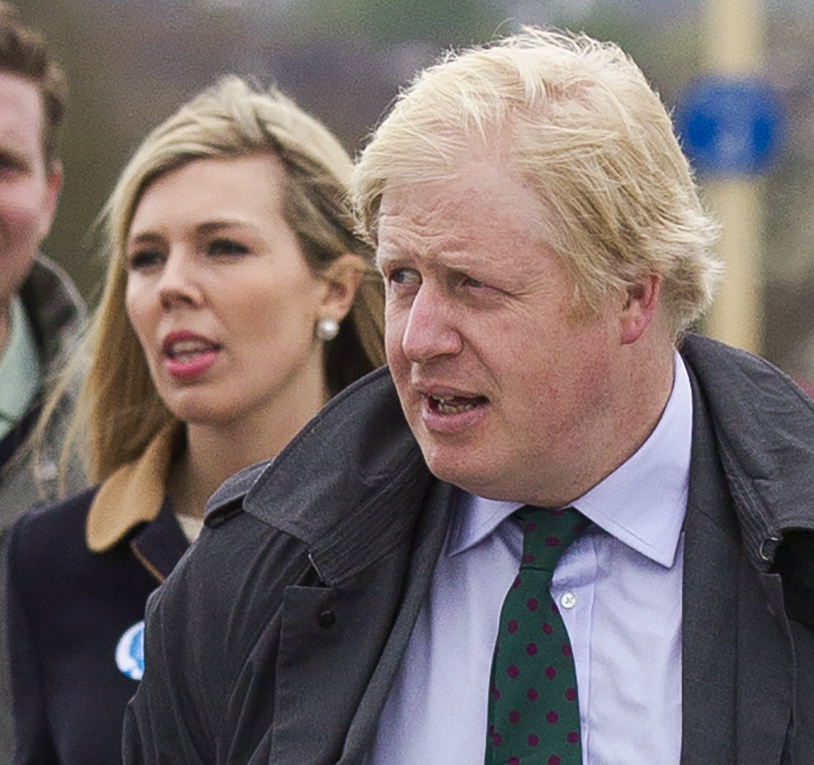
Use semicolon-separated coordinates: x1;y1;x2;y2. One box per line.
157;252;203;310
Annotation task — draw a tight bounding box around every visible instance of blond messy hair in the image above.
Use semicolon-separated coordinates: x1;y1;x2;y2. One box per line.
351;28;722;337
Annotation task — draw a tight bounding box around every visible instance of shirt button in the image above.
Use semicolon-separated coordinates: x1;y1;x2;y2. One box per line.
560;592;577;609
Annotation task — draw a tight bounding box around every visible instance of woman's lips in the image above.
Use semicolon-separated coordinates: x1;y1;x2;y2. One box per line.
162;332;220;381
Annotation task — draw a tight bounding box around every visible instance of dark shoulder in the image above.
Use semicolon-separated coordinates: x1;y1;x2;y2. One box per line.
681;333;814;409
155;509;310;628
5;487;102;608
7;485;99;553
205;460;268;525
143;510;313;721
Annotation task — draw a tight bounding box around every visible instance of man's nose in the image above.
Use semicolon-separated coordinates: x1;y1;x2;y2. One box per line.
401;285;462;363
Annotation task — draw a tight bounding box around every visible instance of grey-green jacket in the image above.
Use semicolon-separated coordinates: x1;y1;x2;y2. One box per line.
0;255;87;761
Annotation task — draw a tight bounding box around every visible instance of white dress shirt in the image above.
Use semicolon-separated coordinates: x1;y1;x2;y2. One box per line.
366;352;692;764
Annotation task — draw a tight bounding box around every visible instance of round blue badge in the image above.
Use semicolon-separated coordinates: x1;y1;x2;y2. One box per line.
115;620;145;681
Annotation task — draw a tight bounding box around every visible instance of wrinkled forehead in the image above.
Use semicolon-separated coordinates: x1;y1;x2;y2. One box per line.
375;155;561;281
362;126;527;231
374;133;559;244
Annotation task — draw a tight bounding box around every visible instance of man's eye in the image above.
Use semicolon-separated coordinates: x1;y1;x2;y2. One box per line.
388;268;421;287
127;250;164;271
208;239;249;257
0;153;25;176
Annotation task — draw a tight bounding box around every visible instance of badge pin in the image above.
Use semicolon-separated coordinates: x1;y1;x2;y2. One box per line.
115;620;145;681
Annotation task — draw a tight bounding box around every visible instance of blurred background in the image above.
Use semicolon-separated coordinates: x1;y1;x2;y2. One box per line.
19;0;814;389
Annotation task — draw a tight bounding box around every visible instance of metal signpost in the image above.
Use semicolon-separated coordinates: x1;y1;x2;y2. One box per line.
674;0;784;355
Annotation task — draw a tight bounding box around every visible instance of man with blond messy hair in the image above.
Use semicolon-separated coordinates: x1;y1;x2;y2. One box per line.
126;29;814;765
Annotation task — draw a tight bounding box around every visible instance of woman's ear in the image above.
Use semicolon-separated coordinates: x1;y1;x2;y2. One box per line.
620;273;661;345
318;253;365;323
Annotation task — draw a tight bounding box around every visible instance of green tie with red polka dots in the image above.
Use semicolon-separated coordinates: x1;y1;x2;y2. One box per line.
485;506;589;765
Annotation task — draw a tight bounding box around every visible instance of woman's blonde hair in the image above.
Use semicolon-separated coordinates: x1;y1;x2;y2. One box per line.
49;75;384;484
351;28;722;336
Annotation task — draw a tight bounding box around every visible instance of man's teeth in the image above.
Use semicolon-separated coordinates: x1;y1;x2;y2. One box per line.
432;395;479;414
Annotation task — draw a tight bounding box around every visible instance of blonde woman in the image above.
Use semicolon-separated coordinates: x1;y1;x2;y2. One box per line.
5;76;384;765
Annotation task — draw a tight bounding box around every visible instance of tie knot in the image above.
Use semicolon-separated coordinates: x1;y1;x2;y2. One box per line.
515;506;589;574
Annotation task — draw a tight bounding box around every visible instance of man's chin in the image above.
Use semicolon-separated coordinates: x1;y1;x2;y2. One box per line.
420;447;500;497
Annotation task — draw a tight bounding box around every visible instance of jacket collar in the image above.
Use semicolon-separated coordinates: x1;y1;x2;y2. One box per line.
86;422;183;552
680;333;814;569
209;367;434;586
210;336;814;583
130;496;191;582
20;255;87;375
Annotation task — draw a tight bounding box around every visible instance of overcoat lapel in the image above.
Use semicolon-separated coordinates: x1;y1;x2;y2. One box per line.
681;369;794;765
681;372;739;764
267;480;453;765
338;480;454;764
268;556;408;764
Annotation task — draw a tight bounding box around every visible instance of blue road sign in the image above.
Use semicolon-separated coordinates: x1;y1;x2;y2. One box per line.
674;76;785;178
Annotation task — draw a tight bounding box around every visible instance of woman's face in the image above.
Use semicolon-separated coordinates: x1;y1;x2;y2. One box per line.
125;154;335;429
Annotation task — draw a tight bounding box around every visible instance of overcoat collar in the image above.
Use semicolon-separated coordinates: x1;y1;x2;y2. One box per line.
209;367;433;585
681;358;798;765
212;335;814;581
680;333;814;561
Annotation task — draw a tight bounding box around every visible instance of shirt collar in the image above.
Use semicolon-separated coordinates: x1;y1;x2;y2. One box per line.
86;422;183;552
448;351;692;569
0;296;42;426
446;493;522;556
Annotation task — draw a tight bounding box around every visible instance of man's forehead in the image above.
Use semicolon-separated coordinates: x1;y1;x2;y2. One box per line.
376;158;549;248
0;71;46;158
375;178;483;263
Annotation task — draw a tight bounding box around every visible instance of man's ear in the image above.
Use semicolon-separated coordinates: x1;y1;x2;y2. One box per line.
318;253;365;324
39;159;63;240
620;273;661;345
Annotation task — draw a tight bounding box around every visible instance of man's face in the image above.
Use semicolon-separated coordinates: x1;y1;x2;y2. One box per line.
0;72;61;323
377;153;628;506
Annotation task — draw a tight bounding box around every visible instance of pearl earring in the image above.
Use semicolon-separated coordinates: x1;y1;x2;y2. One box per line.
317;317;339;341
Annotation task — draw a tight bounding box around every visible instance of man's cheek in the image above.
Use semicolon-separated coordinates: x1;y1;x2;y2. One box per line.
384;321;407;365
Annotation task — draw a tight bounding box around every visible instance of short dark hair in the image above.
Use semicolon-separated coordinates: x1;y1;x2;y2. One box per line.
0;2;68;166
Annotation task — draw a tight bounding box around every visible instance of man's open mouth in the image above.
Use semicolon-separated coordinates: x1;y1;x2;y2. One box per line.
428;395;487;415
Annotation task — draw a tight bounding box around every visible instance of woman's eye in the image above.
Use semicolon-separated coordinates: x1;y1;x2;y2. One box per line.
208;238;249;257
127;249;164;271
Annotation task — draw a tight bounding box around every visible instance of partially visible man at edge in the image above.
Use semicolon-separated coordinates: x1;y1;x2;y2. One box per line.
124;28;814;765
0;2;86;759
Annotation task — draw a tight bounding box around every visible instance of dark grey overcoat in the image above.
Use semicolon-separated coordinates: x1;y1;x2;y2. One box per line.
123;334;814;764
